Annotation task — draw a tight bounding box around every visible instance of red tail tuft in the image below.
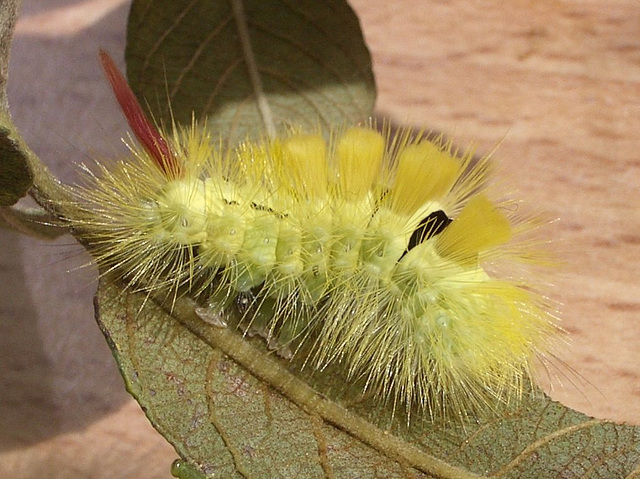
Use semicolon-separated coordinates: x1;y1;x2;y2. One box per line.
99;49;181;177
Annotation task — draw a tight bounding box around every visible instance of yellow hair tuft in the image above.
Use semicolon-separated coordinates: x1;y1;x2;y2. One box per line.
335;127;385;199
388;141;461;216
436;194;512;262
277;133;328;199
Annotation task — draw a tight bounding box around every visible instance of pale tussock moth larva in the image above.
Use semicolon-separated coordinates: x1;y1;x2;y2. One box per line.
63;50;560;420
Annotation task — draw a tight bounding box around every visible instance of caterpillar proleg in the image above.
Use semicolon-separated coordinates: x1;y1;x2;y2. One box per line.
67;51;559;419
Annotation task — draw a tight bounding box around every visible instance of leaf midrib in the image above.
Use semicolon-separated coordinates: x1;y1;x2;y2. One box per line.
230;0;276;139
151;290;485;479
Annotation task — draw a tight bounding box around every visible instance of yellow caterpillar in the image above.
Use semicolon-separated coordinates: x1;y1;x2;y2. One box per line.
67;51;558;419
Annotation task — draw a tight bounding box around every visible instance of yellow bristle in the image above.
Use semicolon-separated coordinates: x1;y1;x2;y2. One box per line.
335;127;385;199
278;134;328;198
389;141;461;216
436;195;511;261
174;121;214;177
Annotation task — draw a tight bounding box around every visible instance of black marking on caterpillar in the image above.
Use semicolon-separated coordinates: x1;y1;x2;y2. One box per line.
406;210;452;251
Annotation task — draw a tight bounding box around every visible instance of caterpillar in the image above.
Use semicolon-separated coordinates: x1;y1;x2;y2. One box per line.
66;50;559;419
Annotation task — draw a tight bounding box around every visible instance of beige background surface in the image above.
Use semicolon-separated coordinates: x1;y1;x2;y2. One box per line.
1;0;639;478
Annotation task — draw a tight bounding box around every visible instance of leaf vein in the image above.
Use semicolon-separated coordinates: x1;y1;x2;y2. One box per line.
205;353;252;478
203;57;245;116
139;0;202;80
255;68;339;129
169;13;234;101
247;21;363;108
230;0;276;139
490;419;602;477
277;0;373;81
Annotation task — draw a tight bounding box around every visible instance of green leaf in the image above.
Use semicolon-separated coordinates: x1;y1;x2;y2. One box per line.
0;0;33;206
0;1;68;211
0;126;32;206
125;0;376;146
113;3;640;477
96;279;640;478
